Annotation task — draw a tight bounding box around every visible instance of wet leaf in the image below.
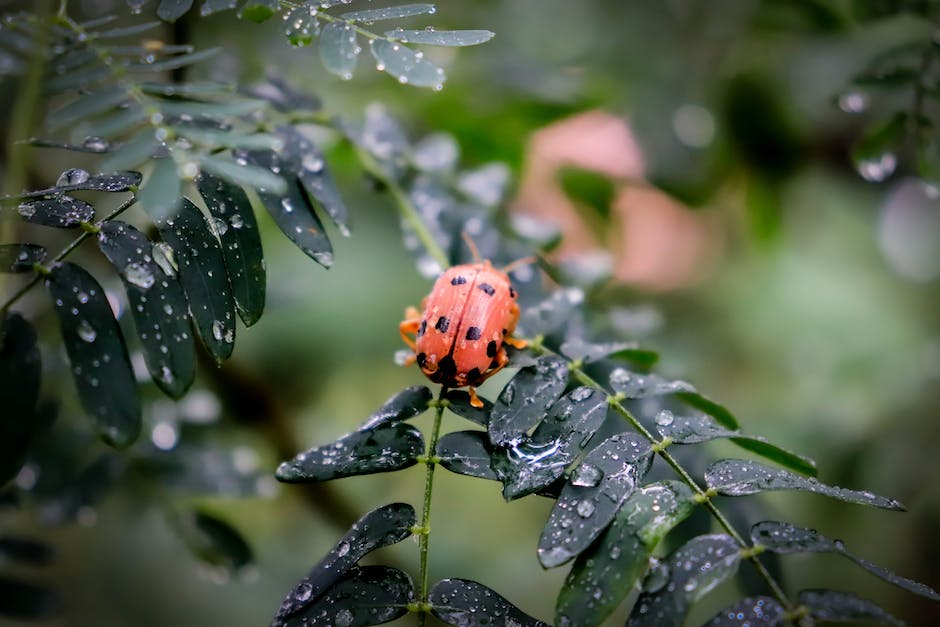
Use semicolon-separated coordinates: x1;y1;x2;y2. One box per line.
387;28;495;47
705;597;785;626
706;459;904;510
436;430;499;482
243;149;333;267
271;503;415;625
674;391;739;430
97;221;195;398
752;521;940;600
0;576;60;620
177;509;252;573
157;0;194;21
100;132;161;171
239;0;278;23
444;389;493;426
798;589;903;626
197;171;265;326
46;262;141;448
319;22;360;79
370;39;445;88
342;4;436;21
195;153;287;195
0;313;41;484
609;367;695;399
139;158;182;223
200;0;238;16
275;423;424;483
518;288;583;337
627;535;742;627
655;410;817;477
429;578;549;627
0;244;46;272
557;481;695;627
283;566;412;627
16;196;95;228
276;125;350;236
493;386;607;500
0;536;54;566
127;47;220;72
156;198;236;362
47;87;127;129
284;5;318;46
538;433;652;568
23;136;112;153
358;386;432;430
53;168;141;193
488;354;568;447
560;338;658;369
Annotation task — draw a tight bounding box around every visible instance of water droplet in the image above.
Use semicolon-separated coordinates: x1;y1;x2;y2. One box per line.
571;463;603;487
302;154;324;172
294;581;313;602
124;262;155;289
229;214;244;229
576;500;596;517
655;410;675;427
77;319;97;343
838;91;868;114
152;242;177;277
56;168;90;187
857;153;897;182
281;197;294;213
17;202;36;218
336;542;350;557
212;320;225;341
334;609;354;626
82;136;110;152
212;216;229;236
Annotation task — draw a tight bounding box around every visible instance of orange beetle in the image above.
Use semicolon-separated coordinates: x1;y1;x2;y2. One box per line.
400;243;529;408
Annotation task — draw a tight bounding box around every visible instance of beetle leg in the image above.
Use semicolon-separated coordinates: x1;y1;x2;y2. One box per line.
504;336;527;349
399;306;422;352
474;345;511;389
468;386;483;408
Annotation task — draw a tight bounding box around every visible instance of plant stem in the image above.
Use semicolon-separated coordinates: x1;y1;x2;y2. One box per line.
0;195;137;315
416;388;447;624
529;341;794;611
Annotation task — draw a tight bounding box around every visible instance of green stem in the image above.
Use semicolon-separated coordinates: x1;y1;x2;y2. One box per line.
530;340;794;611
0;195;137;315
416;388;447;624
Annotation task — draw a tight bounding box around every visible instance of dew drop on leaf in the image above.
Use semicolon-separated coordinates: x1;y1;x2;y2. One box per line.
124;262;155;289
56;168;90;187
77;319;97;343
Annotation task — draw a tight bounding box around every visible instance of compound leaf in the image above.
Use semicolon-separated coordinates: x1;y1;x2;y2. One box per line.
429;578;548;627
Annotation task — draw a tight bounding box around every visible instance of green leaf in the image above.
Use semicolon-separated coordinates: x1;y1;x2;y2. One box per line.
627;535;742;627
674;391;739;430
752;521;940;601
0;244;46;272
195;153;287;195
284;6;318;47
97;221;195;398
655;410;817;477
18;170;142;198
100;131;161;172
16;196;94;228
705;597;785;626
242;149;333;267
342;4;436;21
46;262;141;448
798;589;903;626
177;509;252;573
139;80;235;97
239;0;279;23
275;423;424;482
94;21;162;38
560;338;659;369
271;503;416;625
387;28;495;47
82;105;148;138
436;430;500;482
127;47;221;72
0;313;41;484
429;579;548;627
488;355;568;447
44;63;112;92
557;481;695;627
199;0;238;16
609;367;695;399
318;21;360;79
175;127;282;151
492;386;607;500
358;385;432;430
0;576;60;620
705;459;905;510
139;158;182;223
276;125;350;236
157;0;194;21
444;389;492;426
156;198;236;362
851;112;906;183
47;87;127;129
282;566;413;627
196;172;266;326
370;39;445;88
155;96;267;118
538;433;652;568
23;136;112;153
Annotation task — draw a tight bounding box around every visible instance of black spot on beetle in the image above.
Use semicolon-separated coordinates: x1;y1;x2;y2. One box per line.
478;283;495;296
418;319;427;337
509;286;517;298
435;316;450;333
490;359;500;369
466;326;482;340
486;340;498;358
450;276;467;285
467;367;482;383
437;355;456;380
502;328;508;335
416;352;427;368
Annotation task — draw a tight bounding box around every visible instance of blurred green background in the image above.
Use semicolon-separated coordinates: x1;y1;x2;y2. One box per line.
2;1;939;625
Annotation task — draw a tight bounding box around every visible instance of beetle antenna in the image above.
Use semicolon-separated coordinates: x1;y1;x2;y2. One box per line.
500;256;536;275
461;231;482;263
